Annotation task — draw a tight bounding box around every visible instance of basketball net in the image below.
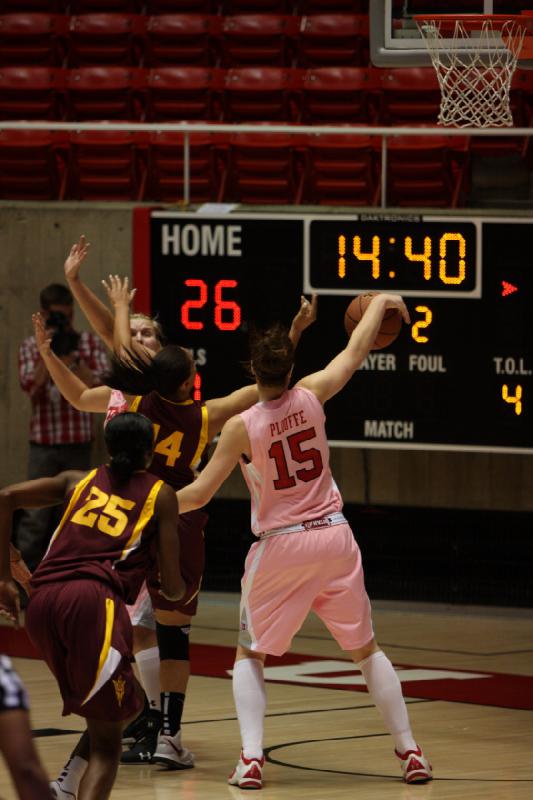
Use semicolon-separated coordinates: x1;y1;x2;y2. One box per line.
416;18;527;128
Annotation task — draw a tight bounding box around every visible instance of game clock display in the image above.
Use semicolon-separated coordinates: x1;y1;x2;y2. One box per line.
307;218;479;297
140;212;532;454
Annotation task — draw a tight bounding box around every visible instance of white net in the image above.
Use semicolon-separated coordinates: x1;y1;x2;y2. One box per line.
416;18;527;128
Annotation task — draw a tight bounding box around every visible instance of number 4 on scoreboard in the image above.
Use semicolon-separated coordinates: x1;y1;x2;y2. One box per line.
502;384;522;416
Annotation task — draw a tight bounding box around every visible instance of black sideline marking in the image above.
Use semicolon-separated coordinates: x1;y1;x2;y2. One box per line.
33;728;83;738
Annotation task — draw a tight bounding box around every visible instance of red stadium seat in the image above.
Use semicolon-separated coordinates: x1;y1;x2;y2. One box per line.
66;66;145;120
68;129;146;200
223;67;297;121
145;131;223;202
300;67;376;124
0;66;65;119
222;1;292;12
0;14;68;67
378;68;441;125
145;15;221;67
301;130;379;206
296;15;368;68
0;129;67;199
144;0;218;12
296;0;368;12
222;129;304;204
68;0;143;11
220;14;298;68
68;14;145;67
0;1;67;10
146;66;223;120
384;135;470;208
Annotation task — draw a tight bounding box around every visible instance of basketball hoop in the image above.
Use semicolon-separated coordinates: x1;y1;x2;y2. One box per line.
414;15;530;128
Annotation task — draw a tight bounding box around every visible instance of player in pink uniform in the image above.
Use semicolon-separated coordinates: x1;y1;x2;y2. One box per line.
177;293;433;789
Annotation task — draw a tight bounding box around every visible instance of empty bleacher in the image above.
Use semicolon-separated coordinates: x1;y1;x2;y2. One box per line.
0;1;531;205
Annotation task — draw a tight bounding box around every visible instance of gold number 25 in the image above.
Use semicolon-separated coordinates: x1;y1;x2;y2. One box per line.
71;486;135;537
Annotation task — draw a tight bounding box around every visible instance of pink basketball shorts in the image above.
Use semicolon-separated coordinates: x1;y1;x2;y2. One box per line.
238;522;374;656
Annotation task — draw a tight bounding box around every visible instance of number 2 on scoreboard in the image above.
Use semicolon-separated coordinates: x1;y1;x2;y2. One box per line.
411;305;433;343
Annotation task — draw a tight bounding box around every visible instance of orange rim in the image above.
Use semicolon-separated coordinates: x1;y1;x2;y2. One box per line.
413;14;529;32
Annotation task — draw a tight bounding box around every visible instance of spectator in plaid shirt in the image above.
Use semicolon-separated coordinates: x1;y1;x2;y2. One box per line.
17;283;108;570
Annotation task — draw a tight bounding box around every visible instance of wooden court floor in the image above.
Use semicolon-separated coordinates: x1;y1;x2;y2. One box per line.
1;592;532;800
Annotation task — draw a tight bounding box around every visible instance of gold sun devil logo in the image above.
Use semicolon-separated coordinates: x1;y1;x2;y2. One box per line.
112;675;126;707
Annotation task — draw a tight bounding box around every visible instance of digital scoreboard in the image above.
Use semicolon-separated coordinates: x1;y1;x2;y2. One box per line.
137;211;533;454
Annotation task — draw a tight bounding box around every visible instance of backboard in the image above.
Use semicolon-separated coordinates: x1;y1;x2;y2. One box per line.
370;1;533;67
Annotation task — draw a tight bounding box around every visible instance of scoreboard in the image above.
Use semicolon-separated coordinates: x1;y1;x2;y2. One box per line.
136;211;533;454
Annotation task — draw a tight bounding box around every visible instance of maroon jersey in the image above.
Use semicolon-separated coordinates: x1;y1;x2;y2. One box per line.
31;465;164;604
129;393;208;490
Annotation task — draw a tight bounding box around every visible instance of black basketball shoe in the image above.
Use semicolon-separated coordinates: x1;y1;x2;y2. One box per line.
121;709;163;765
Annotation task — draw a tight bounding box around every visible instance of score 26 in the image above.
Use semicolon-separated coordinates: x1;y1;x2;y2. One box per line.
180;279;242;331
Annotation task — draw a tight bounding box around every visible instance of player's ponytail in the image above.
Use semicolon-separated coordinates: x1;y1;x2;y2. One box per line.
250;323;294;387
103;345;192;398
105;412;153;483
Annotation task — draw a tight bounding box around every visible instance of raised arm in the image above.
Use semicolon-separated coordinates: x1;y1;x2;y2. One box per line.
18;335;49;403
298;294;410;404
205;385;258;440
288;294;317;348
154;484;186;602
64;235;115;350
102;274;155;362
177;415;248;513
33;313;112;413
0;471;81;623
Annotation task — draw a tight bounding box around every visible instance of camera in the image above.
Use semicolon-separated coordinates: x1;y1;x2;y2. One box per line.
45;311;80;357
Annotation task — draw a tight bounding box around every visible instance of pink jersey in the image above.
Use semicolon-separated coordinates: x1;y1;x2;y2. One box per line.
239;386;342;535
104;389;128;427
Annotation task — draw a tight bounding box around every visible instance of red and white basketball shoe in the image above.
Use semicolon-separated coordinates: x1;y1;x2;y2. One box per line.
228;751;265;789
395;746;433;783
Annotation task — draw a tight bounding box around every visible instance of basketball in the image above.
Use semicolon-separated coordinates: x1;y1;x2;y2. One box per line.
344;293;402;350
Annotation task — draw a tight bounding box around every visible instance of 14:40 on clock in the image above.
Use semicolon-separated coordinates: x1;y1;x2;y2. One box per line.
308;219;479;296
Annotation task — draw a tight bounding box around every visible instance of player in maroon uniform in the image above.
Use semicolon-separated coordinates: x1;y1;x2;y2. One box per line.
0;412;184;800
101;344;260;768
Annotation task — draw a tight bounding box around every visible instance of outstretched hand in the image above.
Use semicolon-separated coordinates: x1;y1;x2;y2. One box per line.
64;235;90;281
102;274;137;308
0;579;21;628
291;294;318;334
380;294;411;325
32;312;52;356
